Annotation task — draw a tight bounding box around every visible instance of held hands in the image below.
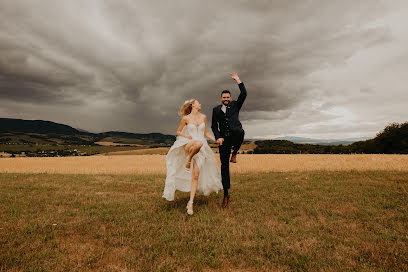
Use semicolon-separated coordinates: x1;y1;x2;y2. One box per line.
205;134;216;142
231;72;242;84
216;138;224;146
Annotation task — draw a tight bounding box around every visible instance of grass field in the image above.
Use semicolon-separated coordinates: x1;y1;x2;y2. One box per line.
0;171;407;271
1;154;408;174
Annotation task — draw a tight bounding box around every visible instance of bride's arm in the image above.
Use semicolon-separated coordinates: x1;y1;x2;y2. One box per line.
176;117;192;139
204;116;216;142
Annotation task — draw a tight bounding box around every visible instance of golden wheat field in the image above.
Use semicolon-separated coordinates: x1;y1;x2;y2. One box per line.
1;154;408;174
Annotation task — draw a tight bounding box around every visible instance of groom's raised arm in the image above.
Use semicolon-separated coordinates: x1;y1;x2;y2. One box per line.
236;82;247;110
211;108;221;140
231;72;246;110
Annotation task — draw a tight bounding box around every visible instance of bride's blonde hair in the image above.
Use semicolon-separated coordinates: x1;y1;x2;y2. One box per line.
179;98;196;117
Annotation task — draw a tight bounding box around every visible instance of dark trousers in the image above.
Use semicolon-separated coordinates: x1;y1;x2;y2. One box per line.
218;130;244;192
232;130;245;155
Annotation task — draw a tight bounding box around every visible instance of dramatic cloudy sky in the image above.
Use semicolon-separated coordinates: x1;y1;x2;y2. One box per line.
1;0;407;139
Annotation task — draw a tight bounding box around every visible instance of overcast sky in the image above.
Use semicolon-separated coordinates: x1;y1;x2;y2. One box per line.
1;0;407;139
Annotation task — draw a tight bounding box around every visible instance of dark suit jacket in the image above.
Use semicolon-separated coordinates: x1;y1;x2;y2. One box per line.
211;82;247;140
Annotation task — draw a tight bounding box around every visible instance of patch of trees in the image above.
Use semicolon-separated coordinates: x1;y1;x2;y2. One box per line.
254;122;408;154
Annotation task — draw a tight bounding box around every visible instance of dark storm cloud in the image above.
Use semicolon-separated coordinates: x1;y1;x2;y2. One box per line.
0;0;405;137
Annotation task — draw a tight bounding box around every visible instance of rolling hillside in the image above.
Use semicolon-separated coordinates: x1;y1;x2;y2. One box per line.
0;118;175;146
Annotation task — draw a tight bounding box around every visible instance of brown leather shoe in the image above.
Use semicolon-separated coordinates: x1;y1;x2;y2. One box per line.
230;154;237;163
222;195;230;208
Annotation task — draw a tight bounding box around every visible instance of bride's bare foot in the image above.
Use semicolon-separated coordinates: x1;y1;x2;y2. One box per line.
186;200;194;215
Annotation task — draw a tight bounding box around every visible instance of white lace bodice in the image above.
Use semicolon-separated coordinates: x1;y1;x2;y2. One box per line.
183;122;206;140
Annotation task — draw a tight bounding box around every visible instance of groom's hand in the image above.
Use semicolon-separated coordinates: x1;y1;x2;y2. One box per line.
216;138;224;146
231;72;242;84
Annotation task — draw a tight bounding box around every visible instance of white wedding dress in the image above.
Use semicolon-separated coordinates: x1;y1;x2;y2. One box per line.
162;122;222;201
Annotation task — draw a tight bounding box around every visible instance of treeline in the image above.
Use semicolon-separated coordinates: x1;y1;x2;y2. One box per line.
254;122;408;154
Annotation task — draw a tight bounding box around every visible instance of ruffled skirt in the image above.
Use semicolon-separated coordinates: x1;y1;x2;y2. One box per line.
162;136;222;201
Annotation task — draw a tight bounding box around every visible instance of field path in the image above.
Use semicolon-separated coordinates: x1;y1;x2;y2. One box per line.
1;154;408;174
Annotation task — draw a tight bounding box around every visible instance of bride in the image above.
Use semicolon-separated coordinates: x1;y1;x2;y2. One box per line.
162;99;222;215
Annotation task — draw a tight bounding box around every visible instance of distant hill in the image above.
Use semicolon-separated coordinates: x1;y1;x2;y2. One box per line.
273;136;371;145
3;117;407;154
75;128;90;133
100;131;175;141
254;122;408;154
0;118;175;146
0;118;80;135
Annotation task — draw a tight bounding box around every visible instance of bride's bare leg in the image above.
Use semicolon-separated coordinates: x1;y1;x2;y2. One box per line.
184;140;203;169
183;142;194;168
187;159;199;212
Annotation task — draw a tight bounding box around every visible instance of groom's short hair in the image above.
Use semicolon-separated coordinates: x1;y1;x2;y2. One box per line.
221;90;231;96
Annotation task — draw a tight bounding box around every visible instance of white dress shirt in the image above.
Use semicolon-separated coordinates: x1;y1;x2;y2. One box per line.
221;104;227;113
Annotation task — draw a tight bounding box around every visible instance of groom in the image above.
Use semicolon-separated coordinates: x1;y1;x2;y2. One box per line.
211;72;247;208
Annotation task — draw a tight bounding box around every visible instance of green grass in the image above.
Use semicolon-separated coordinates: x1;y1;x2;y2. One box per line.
0;171;407;271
